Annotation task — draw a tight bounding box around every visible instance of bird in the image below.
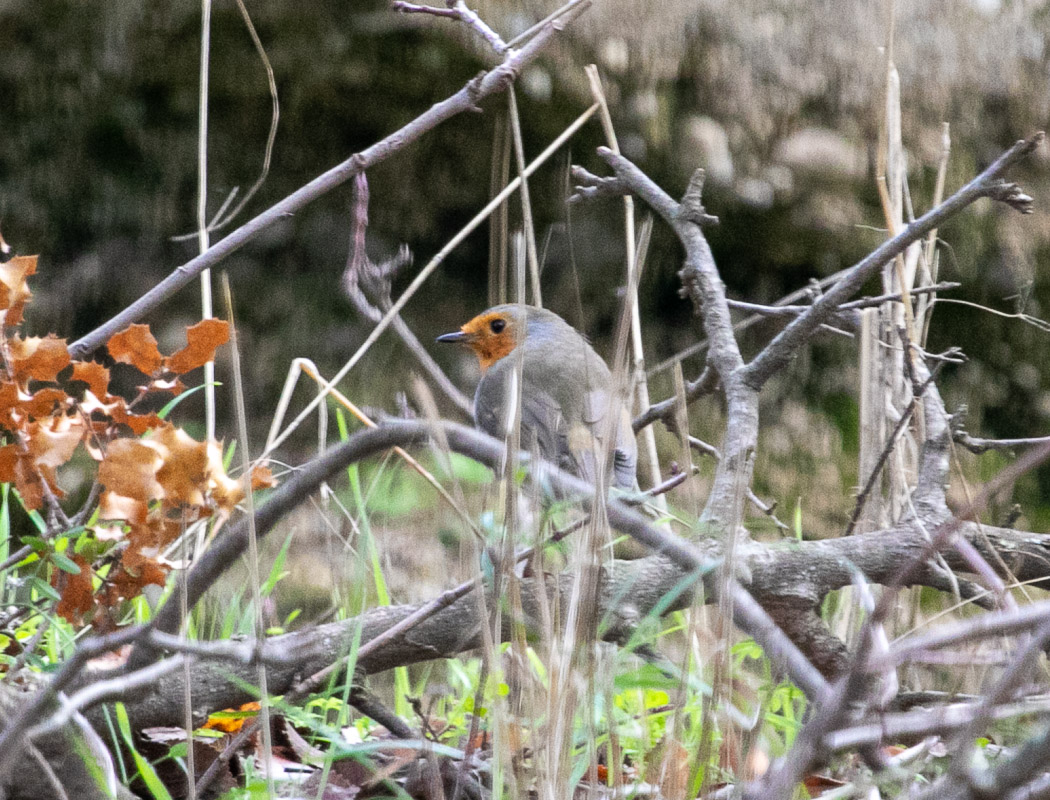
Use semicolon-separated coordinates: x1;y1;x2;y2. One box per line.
437;304;637;490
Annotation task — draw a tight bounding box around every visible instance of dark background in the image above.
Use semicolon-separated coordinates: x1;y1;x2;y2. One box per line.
2;0;1049;531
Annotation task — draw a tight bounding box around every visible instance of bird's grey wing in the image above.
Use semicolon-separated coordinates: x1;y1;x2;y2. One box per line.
581;388;639;490
612;406;639;490
476;367;564;465
520;379;566;465
473;374;505;439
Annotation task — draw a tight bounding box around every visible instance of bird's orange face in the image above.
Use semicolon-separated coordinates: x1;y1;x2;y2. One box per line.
437;310;521;372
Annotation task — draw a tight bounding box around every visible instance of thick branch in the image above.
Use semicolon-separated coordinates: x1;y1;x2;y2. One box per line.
583;153;758;527
909;344;954;520
94;518;1050;732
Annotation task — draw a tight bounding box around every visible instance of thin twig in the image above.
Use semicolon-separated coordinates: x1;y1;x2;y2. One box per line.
954;432;1050;454
198;0;216;452
392;1;508;55
170;0;280;240
844;370;934;536
506;85;541;305
342;176;474;416
221;273;275;793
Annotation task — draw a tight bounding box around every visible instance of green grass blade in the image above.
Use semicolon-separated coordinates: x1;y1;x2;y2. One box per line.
114;702;173;800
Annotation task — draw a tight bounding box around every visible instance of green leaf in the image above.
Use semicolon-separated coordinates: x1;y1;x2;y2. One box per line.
29;576;61;602
58;526;86;543
51;552;81;574
73;531;102;558
0;484;9;571
223;439;237;472
614;663;686;693
444;453;492;484
11;489;47;533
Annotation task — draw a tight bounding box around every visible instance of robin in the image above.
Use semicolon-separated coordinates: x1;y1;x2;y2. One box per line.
437;304;637;490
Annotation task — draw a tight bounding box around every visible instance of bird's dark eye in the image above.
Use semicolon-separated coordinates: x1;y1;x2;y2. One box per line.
489;318;506;334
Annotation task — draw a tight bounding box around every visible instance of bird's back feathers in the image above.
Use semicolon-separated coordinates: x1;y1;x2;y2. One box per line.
469;305;638;490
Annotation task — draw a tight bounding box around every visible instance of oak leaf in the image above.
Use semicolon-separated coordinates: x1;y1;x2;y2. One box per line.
23;388;71;419
109;550;168;599
251;463;277;490
16;415;87;506
95;491;148;541
98;438;166;503
69;361;111;400
153;424;210;506
0;255;37;322
166;318;230;375
0;382;20;430
0;445;17;483
107;324;164;374
9;335;71;382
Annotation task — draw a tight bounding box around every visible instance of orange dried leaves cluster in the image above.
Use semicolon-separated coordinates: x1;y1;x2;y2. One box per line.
0;256;255;624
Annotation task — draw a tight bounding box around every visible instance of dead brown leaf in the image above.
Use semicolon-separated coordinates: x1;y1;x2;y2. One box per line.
166;318;229;375
54;555;93;625
9;335;71;382
107;324;164;375
98;438;166;503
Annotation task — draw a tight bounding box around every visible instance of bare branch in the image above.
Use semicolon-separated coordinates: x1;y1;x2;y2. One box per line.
29;657;188;740
118;419;824;705
51;511;1050;743
567;165;630;202
726;298;860;333
741;132;1044;390
727;282;960;325
0;626;145;777
392;1;509;55
67;5;589;360
678;168;720;227
845;365;938;536
631;365;718;433
823;697;1050;754
841;281;961;309
585;146;755;526
986;179;1036;213
874;599;1050;670
954;431;1050;454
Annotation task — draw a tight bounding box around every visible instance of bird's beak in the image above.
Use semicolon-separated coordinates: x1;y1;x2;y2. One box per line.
436;330;469;344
